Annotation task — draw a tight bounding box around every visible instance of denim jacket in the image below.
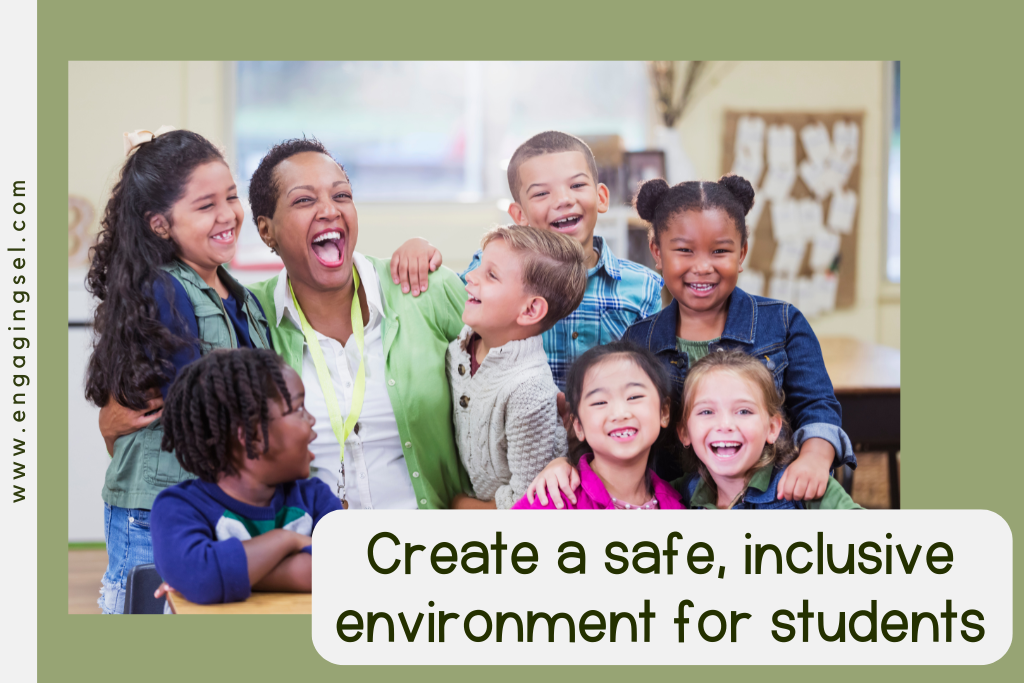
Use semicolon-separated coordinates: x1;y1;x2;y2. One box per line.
623;287;855;480
677;464;862;510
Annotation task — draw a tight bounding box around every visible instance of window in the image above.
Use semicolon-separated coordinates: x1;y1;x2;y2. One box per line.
887;61;900;283
234;61;650;203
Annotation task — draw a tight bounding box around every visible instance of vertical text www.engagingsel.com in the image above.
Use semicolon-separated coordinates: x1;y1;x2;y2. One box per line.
11;181;30;502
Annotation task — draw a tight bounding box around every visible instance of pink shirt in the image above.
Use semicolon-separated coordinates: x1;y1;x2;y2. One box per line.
512;455;685;510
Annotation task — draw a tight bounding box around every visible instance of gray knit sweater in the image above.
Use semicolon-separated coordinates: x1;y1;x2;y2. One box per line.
445;325;567;509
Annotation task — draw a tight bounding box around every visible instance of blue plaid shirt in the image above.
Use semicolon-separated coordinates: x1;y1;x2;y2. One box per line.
460;236;664;391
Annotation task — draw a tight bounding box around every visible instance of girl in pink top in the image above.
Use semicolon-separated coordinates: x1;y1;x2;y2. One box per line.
513;341;684;510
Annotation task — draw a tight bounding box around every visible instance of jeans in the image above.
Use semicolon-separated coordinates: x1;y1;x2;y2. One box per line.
99;503;153;615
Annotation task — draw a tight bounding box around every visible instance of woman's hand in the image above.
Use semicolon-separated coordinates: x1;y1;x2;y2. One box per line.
450;493;497;510
99;391;164;455
525;457;579;508
777;437;833;501
154;582;174;600
391;238;443;297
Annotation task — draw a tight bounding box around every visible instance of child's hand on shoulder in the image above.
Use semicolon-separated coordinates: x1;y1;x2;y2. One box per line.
526;457;579;509
777;437;834;501
391;238;443;297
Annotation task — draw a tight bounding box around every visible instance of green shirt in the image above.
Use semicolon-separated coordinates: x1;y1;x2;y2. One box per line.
676;336;721;364
681;466;863;510
248;255;472;509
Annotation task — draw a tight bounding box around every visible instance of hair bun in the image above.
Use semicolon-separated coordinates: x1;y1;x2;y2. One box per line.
634;178;671;222
718;175;755;215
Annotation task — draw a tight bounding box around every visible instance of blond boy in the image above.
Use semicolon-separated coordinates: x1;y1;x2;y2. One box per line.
447;225;587;509
461;131;664;390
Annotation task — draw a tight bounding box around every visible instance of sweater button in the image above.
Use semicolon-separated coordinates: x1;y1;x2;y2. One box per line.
388;379;396;386
412;471;420;478
458;364;466;375
459;395;470;408
420;498;427;506
571;331;579;340
404;441;412;448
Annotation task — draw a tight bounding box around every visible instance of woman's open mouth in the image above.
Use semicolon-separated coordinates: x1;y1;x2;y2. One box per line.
550;215;582;232
311;230;346;267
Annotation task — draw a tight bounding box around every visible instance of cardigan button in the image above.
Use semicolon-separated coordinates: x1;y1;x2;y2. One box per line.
388;379;396;386
459;395;470;408
458;364;466;375
571;331;579;340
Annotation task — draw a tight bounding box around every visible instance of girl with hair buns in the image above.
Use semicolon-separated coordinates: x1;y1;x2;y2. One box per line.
527;175;855;508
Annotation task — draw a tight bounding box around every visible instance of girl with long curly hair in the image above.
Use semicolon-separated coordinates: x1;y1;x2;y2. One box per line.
86;128;273;613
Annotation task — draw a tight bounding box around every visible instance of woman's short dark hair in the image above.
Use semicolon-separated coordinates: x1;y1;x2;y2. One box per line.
161;349;294;483
563;340;672;468
247;137;344;226
634;174;756;247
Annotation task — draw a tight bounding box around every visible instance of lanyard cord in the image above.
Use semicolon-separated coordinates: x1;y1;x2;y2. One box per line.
288;270;366;481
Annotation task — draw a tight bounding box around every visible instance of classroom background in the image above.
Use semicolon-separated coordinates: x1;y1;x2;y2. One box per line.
67;62;901;602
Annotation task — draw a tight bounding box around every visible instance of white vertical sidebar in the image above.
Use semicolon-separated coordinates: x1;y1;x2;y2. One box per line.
1;1;37;680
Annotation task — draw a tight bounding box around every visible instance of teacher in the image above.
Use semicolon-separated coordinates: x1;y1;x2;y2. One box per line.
246;138;470;509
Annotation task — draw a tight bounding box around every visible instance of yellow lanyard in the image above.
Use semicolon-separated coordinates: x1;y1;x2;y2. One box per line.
289;270;365;500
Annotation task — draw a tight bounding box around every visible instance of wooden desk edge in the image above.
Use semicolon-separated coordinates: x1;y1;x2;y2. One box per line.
167;589;312;615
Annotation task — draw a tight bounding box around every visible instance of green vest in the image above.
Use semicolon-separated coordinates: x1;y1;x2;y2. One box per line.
248;256;473;509
101;261;272;510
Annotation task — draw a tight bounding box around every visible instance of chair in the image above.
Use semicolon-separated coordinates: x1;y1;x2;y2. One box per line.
124;563;167;614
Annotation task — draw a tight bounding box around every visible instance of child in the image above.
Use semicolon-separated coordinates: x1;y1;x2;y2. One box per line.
151;349;342;604
85;128;274;613
448;225;587;509
527;175;854;506
677;349;860;510
513;341;683;510
462;131;664;391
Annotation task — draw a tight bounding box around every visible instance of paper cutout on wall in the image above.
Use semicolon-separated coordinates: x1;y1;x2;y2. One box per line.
723;111;863;315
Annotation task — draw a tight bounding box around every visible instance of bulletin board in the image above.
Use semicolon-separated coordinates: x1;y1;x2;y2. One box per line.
722;111;864;314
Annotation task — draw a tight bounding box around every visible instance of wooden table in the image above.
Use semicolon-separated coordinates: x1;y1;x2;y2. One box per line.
167;590;311;614
819;337;901;508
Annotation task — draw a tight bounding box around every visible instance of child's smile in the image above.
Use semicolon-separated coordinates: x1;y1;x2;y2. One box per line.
163;161;243;281
574;355;669;465
651;208;747;323
508;151;609;268
461;238;531;336
680;370;782;484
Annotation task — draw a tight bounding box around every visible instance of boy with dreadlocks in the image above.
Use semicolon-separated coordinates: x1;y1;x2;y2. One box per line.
150;349;342;604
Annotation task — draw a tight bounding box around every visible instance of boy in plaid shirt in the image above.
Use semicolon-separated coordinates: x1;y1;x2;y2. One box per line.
461;131;663;391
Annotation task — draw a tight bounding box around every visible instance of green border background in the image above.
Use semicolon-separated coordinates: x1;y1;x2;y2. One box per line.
45;1;1020;681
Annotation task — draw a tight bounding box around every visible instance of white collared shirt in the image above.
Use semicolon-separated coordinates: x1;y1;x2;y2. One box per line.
273;252;418;509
